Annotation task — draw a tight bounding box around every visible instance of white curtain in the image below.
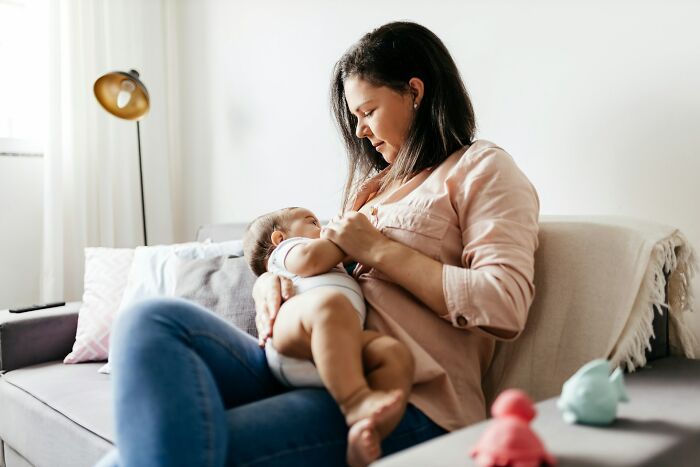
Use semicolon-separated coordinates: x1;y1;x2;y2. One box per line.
42;0;180;303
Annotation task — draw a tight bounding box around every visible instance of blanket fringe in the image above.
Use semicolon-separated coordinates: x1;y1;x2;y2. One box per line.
611;230;697;371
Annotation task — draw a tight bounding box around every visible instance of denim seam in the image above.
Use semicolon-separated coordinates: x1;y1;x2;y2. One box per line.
188;331;271;386
190;351;215;467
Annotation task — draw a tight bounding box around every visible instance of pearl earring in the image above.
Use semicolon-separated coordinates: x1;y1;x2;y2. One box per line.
413;102;418;110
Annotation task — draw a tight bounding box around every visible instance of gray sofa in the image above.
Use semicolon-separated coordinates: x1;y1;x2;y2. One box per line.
0;219;696;467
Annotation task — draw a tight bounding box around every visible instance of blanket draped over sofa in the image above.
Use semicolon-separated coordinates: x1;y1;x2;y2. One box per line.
483;216;697;404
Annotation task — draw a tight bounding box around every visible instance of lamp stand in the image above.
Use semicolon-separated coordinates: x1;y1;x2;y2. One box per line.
136;120;148;246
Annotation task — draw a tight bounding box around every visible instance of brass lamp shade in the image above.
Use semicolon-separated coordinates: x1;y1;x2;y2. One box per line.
94;69;150;120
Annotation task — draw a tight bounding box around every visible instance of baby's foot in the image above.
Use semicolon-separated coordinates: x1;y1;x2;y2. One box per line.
342;389;404;427
347;417;380;467
345;391;404;467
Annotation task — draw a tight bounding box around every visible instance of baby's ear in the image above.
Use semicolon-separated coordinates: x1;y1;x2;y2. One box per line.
270;230;286;246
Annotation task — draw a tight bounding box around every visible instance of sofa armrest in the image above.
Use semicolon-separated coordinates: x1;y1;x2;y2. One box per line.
0;302;80;372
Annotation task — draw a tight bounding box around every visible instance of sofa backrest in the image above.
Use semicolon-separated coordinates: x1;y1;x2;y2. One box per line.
483;215;680;405
196;223;249;243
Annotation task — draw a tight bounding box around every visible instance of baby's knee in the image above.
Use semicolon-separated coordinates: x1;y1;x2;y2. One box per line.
373;336;415;373
303;291;356;323
389;338;414;371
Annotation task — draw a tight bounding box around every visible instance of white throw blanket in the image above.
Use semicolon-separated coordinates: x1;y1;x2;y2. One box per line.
483;216;697;404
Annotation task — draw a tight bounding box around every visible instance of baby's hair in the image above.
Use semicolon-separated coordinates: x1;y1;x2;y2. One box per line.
243;207;298;276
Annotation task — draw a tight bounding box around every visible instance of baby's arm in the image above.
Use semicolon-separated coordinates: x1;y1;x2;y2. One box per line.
284;239;345;277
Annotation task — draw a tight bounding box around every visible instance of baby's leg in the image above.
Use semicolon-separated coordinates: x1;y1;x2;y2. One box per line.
346;332;414;467
360;331;414;437
267;295;313;361
271;288;367;404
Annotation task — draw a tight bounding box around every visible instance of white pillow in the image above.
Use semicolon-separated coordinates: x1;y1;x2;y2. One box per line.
101;239;244;373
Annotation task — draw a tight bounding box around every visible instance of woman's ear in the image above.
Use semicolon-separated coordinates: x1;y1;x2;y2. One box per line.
408;77;425;108
270;230;286;246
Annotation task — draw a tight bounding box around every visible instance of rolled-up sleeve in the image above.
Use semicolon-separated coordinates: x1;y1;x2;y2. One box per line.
442;147;540;340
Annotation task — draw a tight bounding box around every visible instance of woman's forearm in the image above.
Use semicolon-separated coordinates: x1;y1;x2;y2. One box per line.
366;238;449;316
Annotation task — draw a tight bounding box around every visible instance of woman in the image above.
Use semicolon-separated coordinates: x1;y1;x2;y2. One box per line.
97;21;539;467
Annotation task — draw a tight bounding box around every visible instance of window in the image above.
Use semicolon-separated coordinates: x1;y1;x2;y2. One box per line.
0;0;48;156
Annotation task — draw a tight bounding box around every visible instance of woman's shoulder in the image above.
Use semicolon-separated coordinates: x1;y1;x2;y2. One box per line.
445;139;520;178
442;139;540;213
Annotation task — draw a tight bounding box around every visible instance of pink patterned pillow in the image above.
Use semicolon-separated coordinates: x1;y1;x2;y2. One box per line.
64;247;134;364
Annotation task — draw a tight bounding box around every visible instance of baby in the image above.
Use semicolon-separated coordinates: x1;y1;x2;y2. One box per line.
243;206;414;467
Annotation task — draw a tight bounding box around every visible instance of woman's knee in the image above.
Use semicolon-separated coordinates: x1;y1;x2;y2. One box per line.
111;297;201;350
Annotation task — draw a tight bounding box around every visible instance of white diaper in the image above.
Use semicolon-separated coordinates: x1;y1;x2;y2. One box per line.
264;236;367;388
265;341;324;388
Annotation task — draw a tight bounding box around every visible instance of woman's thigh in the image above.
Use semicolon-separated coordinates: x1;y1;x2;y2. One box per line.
111;297;285;408
225;388;446;466
107;297;287;466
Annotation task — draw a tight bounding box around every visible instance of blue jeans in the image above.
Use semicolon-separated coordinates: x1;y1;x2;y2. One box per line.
95;298;446;466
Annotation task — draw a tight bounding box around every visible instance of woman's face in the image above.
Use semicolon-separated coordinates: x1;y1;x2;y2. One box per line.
344;76;417;164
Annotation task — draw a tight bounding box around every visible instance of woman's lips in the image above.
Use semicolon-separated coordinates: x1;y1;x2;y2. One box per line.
374;142;384;150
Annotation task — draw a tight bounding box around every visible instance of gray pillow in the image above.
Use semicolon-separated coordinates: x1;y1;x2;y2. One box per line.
172;255;258;337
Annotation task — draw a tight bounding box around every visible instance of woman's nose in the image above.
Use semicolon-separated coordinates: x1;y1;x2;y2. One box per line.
355;121;370;139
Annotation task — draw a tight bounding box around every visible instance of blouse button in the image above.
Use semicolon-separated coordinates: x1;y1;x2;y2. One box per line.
370;206;378;216
456;315;468;327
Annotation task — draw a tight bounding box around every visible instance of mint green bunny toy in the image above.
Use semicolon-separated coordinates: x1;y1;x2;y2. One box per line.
557;359;629;425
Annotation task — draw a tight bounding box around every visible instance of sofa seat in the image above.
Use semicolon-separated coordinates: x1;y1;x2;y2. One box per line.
0;362;113;466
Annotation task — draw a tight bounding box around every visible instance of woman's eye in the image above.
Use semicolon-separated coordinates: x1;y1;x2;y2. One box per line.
363;110;374;117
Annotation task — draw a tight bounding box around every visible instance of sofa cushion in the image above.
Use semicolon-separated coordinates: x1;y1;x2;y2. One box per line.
3;443;32;467
172;255;258;338
0;362;112;467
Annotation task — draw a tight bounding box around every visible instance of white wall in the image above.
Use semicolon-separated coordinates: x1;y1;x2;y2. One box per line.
174;0;700;352
0;156;43;309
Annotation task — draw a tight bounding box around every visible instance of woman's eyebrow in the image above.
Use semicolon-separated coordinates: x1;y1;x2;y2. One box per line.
353;100;374;113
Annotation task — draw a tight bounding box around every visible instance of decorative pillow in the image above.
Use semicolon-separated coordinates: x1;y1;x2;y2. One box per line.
116;239;245;314
172;255;258;337
64;248;134;364
96;240;246;374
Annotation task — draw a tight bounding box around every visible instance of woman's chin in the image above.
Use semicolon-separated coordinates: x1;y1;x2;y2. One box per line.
381;151;397;164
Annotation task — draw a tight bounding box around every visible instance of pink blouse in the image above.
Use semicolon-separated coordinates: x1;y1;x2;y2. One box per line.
353;140;540;431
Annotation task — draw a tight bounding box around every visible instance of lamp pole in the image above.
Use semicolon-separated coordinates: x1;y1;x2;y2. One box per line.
136;120;147;246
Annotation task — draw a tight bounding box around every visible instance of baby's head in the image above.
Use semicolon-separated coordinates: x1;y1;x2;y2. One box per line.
243;207;322;276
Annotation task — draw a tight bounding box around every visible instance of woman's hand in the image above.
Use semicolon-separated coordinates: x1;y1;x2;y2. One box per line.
321;211;390;267
325;211;450;316
252;272;294;347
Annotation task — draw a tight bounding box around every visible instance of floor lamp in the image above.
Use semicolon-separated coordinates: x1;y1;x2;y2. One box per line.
93;69;150;245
